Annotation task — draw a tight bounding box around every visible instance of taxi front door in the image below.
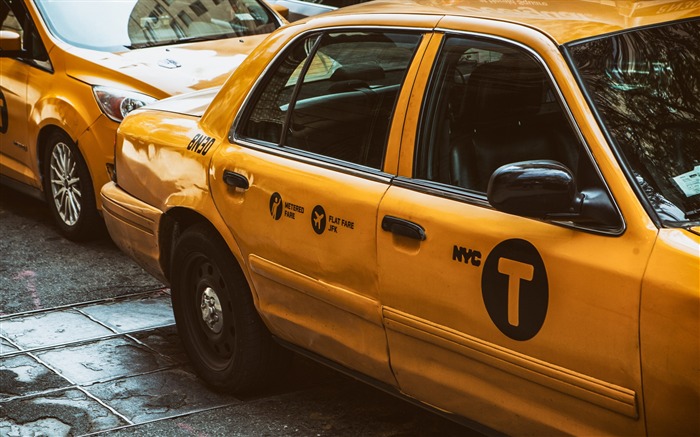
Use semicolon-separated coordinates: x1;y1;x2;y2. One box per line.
377;188;651;435
0;3;30;185
376;31;654;435
1;0;48;189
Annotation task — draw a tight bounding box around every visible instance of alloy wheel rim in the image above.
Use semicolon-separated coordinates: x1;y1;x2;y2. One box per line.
49;142;81;226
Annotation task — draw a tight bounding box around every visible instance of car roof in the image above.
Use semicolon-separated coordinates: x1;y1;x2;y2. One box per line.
327;0;700;44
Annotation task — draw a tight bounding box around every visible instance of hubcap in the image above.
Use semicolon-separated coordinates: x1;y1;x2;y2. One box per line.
200;287;224;334
49;142;81;226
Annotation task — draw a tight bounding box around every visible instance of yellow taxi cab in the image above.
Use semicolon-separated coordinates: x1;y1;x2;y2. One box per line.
0;0;287;240
101;1;700;434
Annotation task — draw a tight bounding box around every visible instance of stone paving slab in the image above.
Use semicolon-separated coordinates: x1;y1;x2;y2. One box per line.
36;337;176;385
0;388;129;436
0;354;70;399
0;292;193;436
130;326;189;365
85;368;240;425
0;310;114;350
79;292;174;333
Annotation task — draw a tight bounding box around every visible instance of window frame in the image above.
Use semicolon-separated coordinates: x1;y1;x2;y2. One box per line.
1;0;52;72
401;30;625;236
563;18;700;229
231;25;426;177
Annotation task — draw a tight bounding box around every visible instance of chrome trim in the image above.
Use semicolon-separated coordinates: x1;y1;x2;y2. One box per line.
232;136;396;184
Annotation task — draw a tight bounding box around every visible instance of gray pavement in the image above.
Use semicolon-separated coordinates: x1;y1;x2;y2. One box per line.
0;186;481;436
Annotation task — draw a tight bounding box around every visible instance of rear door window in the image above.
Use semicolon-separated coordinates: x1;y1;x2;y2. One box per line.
238;30;422;170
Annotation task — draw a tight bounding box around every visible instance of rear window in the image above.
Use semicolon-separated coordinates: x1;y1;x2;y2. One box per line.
237;31;422;170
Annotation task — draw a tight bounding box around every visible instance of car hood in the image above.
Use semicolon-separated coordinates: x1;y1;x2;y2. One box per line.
65;34;268;98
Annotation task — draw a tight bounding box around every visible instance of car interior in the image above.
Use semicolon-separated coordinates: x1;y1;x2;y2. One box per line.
239;31;419;171
419;41;583;193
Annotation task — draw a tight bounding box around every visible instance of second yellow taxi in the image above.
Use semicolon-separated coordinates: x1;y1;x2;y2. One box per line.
0;0;286;239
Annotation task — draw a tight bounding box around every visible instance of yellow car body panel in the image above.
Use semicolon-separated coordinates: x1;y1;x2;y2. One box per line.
640;229;700;436
211;142;397;384
330;0;700;44
101;181;165;282
103;1;700;434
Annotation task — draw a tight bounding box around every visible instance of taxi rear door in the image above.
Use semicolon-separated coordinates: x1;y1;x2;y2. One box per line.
211;28;430;385
377;28;655;435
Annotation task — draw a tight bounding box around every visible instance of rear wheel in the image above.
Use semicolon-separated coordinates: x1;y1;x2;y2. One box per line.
42;131;100;240
171;223;289;392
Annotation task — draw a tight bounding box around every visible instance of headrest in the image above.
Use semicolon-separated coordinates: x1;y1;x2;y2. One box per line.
330;63;385;82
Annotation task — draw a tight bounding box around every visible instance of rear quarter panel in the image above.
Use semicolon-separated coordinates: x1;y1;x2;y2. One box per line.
115;107;245;280
116;109;215;212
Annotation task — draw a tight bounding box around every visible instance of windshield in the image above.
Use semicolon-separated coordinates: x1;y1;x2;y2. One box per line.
567;19;700;227
35;0;279;52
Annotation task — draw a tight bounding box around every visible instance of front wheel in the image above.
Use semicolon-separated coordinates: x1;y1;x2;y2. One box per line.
171;223;289;393
42;131;100;240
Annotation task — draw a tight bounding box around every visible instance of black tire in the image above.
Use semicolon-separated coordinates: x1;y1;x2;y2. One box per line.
171;223;289;393
42;131;101;241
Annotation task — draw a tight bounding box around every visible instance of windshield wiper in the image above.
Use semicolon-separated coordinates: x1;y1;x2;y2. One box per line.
125;33;237;50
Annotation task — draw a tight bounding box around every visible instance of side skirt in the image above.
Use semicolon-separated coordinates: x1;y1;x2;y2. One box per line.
274;337;505;437
0;175;45;201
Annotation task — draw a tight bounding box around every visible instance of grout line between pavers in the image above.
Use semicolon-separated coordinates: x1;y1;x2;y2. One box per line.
0;350;185;404
77;398;244;437
0;334;22;355
0;287;170;321
0;322;176;359
76;385;136;427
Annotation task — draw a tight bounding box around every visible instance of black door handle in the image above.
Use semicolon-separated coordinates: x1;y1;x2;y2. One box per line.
223;170;249;190
381;215;426;241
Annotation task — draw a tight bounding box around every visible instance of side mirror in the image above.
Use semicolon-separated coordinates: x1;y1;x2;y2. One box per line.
487;160;621;228
488;160;578;217
0;30;22;56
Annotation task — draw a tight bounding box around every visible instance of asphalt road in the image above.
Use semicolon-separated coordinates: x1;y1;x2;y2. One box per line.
0;186;163;315
0;185;484;437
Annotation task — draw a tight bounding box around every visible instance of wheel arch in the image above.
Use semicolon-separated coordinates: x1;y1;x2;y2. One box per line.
31;79;108;200
36;124;73;186
160;207;249;289
166;207;291;392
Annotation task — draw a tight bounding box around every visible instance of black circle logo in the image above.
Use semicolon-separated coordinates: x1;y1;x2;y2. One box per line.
481;239;548;341
269;192;283;220
311;205;326;235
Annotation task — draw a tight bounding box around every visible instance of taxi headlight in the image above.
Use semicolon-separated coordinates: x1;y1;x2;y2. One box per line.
93;86;157;122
